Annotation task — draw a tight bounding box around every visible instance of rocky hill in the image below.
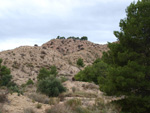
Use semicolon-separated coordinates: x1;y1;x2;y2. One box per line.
0;39;122;113
0;39;108;85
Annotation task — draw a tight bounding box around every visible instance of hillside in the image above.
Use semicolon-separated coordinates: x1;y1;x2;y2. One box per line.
0;39;120;113
0;39;108;85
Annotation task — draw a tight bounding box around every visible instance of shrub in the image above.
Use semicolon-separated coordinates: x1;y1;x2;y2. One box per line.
75;59;108;84
0;59;12;87
0;75;12;86
37;66;58;81
50;65;58;76
60;76;68;83
76;58;84;67
37;67;51;81
37;75;66;97
80;36;88;40
26;78;34;85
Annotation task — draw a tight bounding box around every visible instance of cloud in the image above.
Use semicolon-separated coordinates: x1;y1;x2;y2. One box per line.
0;36;50;51
0;0;138;50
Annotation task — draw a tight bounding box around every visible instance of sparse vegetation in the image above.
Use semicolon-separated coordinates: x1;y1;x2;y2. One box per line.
49;97;60;105
46;97;120;113
36;103;42;109
24;108;35;113
28;93;49;104
26;78;34;85
56;36;88;40
60;76;68;83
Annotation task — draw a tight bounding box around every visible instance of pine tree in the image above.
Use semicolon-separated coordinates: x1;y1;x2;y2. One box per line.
99;0;150;112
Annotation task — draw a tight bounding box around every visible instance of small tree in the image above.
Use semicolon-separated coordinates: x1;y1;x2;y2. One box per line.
76;58;84;67
56;36;60;39
37;75;66;97
37;67;65;97
60;37;65;39
80;36;88;40
0;59;12;87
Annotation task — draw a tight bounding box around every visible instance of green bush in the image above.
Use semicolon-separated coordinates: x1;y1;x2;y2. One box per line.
76;58;84;67
50;65;58;76
26;78;34;85
37;75;66;97
37;66;58;81
0;59;12;87
75;59;108;84
80;36;88;40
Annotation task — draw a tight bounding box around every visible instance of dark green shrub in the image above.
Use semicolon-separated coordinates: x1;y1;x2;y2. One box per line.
76;58;84;67
9;85;23;95
37;67;51;81
50;65;58;76
37;66;58;81
75;59;108;84
60;76;68;83
26;78;34;85
0;75;12;86
80;36;88;40
0;59;12;87
37;75;66;97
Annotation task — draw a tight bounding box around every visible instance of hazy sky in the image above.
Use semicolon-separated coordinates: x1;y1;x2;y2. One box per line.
0;0;137;51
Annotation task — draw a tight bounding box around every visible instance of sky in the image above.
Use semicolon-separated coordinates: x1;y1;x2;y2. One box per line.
0;0;137;51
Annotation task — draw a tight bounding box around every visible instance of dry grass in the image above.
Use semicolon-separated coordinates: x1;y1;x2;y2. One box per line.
59;91;97;99
47;97;121;113
28;93;49;104
82;83;98;90
36;103;42;109
45;104;72;113
0;89;8;103
49;97;60;105
23;108;35;113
